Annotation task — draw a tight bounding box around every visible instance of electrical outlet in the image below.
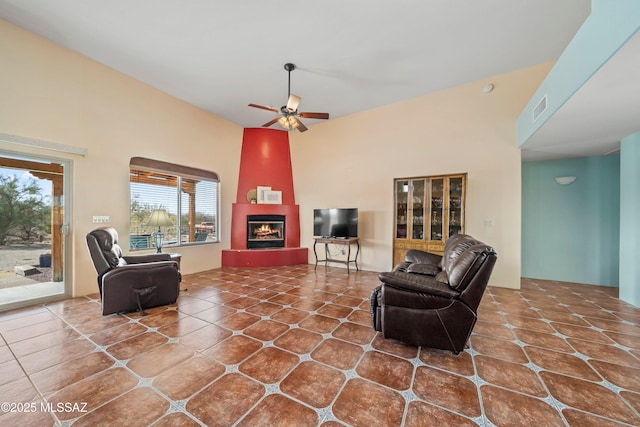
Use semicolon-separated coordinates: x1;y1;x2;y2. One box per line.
92;215;110;223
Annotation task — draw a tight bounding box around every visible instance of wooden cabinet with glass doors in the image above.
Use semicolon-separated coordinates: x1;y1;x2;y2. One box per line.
393;174;466;266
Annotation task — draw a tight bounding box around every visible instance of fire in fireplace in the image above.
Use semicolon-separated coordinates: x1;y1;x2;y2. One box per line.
247;215;285;249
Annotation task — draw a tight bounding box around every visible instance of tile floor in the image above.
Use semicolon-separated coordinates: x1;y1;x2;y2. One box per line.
0;265;639;426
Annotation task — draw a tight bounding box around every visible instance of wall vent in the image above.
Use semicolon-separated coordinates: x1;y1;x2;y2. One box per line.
532;95;547;123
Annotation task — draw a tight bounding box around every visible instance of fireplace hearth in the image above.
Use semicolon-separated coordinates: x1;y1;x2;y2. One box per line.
247;215;285;249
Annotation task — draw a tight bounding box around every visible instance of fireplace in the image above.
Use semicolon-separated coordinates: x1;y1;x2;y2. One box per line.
247;215;285;249
222;128;308;267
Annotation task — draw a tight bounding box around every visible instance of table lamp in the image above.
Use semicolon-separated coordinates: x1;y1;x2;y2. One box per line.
145;209;173;253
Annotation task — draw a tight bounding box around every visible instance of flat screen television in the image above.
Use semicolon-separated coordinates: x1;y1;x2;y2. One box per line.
313;208;358;238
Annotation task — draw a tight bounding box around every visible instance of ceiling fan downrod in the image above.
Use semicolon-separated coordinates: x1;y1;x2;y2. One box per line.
282;63;299;114
284;63;295;98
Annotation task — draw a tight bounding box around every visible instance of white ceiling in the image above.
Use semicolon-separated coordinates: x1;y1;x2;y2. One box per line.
4;0;628;161
520;29;640;161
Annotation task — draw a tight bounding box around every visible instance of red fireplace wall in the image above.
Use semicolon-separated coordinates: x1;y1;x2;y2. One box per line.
236;128;295;205
229;128;301;250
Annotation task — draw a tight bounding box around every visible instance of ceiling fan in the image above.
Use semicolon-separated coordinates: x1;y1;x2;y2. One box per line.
249;63;329;132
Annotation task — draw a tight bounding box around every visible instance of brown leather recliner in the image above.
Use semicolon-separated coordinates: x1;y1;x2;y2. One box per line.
371;234;497;353
86;227;181;315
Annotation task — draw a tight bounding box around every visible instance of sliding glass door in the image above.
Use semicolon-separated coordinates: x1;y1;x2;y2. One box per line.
0;151;70;311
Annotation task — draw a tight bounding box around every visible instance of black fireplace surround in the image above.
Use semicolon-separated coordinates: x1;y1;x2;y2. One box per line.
247;215;285;249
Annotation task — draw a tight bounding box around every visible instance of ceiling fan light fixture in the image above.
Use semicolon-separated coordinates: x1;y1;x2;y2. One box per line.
286;94;301;112
278;115;299;130
289;116;299;129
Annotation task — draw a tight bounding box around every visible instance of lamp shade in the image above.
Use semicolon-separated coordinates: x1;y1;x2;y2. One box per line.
286;94;301;112
145;209;173;227
278;115;299;130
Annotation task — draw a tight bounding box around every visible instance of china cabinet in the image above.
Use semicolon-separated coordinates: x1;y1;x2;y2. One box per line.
393;173;466;266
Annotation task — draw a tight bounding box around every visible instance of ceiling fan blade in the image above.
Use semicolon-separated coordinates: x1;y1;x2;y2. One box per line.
286;94;301;112
294;118;308;132
249;103;278;113
262;117;280;128
299;112;329;120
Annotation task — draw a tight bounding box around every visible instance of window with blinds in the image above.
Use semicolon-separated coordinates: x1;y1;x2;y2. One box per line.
129;157;219;251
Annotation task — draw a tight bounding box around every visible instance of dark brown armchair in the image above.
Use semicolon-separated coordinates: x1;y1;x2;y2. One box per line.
371;234;497;353
86;227;181;315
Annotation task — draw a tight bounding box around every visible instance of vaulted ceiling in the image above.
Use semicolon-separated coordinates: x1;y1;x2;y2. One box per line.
5;0;627;161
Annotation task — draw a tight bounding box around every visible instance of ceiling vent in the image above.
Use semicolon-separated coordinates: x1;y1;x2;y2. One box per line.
532;95;547;123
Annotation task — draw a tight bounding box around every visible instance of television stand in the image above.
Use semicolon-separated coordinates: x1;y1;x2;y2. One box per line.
313;237;360;273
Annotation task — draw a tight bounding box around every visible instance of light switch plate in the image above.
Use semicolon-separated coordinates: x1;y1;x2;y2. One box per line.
92;215;110;223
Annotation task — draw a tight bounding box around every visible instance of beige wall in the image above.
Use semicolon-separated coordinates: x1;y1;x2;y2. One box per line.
0;19;243;297
290;63;552;288
1;18;552;295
